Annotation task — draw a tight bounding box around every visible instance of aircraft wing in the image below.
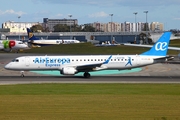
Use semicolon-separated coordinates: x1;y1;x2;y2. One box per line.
72;55;112;71
123;43;180;51
75;63;105;71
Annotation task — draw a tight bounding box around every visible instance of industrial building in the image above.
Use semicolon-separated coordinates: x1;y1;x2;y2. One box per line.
42;18;78;32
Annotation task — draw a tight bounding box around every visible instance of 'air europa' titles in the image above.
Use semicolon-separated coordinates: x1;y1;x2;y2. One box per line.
34;57;70;67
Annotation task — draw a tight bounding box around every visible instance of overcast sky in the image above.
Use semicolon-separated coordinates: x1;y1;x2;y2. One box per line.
0;0;180;30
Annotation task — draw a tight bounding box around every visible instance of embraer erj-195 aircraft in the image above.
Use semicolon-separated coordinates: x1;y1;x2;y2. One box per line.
5;32;171;78
0;40;29;52
27;28;80;47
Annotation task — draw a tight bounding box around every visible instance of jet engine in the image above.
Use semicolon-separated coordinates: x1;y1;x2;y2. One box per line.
4;40;15;48
2;40;16;52
60;67;77;75
3;48;12;52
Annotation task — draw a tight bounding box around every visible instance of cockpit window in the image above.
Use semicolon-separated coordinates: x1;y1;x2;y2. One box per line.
18;42;23;44
12;59;19;62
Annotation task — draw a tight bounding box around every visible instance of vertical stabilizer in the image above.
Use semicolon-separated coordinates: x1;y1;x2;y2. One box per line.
140;32;171;56
26;28;39;40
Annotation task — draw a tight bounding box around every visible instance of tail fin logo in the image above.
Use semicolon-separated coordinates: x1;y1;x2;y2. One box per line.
28;32;33;39
155;42;167;51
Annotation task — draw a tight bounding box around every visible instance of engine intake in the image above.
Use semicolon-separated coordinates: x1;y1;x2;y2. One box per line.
61;67;77;75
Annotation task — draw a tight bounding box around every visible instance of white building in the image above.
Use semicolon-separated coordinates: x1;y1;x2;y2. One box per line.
87;22;121;32
2;21;41;33
150;22;164;31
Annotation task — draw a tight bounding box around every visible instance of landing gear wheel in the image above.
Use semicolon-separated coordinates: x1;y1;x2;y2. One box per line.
20;71;24;77
84;72;90;78
21;74;24;77
16;50;19;53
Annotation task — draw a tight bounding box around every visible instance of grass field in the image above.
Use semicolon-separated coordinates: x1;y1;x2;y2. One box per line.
0;83;180;120
17;39;180;55
1;40;180;120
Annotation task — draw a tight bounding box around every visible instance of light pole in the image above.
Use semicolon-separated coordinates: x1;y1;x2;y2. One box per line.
133;12;138;43
18;16;21;41
109;14;113;32
133;12;137;32
68;14;72;39
144;11;148;44
68;14;72;32
109;14;113;43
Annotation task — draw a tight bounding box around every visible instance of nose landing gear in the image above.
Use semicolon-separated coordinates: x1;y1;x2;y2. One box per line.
20;71;24;77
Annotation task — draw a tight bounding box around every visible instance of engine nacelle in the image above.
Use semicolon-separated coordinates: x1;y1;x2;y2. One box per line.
3;48;12;52
3;40;16;48
60;67;77;75
0;40;15;52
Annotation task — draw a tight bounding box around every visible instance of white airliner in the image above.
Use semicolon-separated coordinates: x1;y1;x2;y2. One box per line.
0;40;29;52
123;43;180;51
123;41;180;51
27;28;80;47
5;32;171;78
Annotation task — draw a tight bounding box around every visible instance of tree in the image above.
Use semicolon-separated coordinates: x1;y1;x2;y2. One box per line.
53;24;96;32
72;25;82;32
44;27;50;32
142;23;150;31
53;24;70;32
81;25;95;32
139;32;152;44
30;24;43;32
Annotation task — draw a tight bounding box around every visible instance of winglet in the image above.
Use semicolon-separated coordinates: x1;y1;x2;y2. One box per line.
26;28;39;40
140;32;171;56
103;55;112;64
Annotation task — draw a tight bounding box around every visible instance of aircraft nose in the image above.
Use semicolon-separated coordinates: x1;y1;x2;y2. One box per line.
4;63;11;70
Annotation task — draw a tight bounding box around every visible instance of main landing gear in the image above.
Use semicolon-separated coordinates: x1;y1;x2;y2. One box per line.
20;71;24;77
83;72;90;78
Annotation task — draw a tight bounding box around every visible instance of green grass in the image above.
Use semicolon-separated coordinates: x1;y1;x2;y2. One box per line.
22;42;149;54
169;39;180;47
17;39;180;55
0;83;180;120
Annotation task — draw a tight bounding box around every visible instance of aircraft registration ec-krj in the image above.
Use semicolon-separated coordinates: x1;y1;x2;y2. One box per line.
5;32;171;78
